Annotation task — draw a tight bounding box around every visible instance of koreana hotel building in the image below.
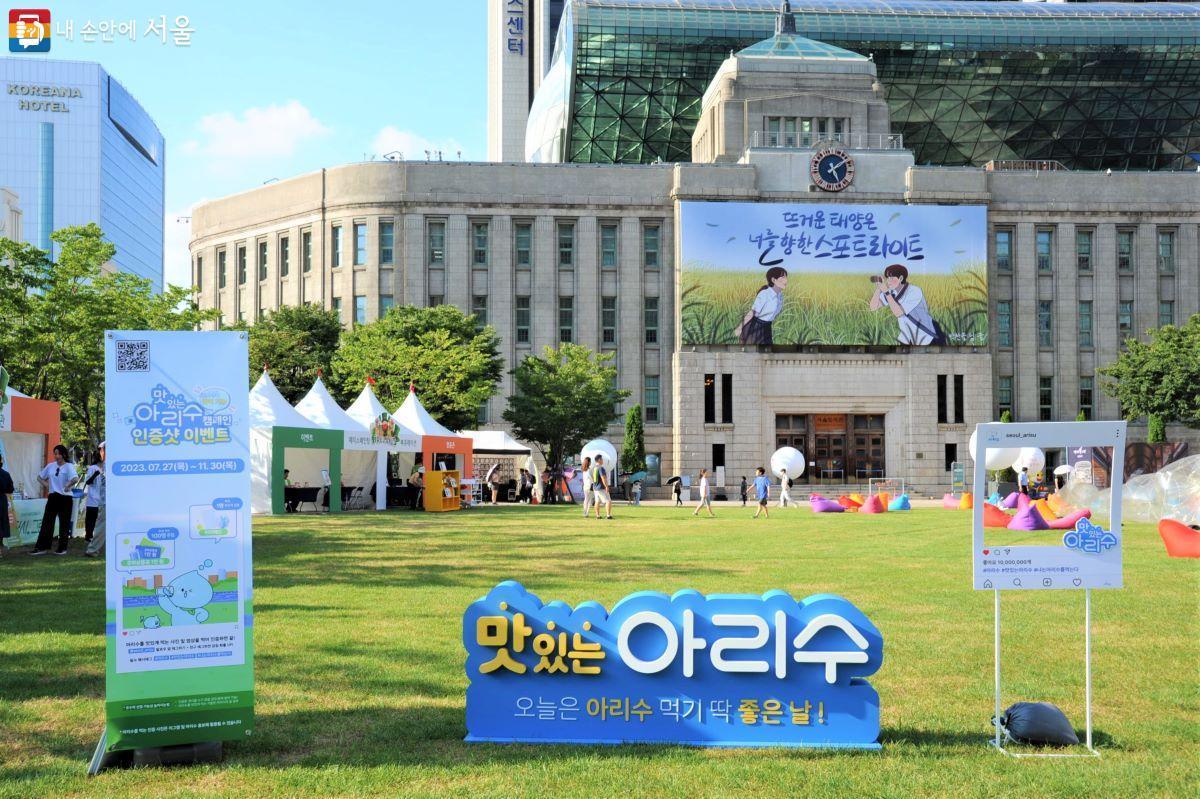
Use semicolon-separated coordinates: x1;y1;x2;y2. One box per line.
191;1;1200;491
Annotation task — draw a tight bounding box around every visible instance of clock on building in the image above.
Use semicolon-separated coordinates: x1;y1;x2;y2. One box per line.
810;147;855;192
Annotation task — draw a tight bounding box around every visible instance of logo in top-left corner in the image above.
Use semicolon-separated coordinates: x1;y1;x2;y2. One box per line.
9;9;50;52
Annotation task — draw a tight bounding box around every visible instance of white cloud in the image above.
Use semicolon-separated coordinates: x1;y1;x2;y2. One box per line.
182;100;330;164
371;126;467;161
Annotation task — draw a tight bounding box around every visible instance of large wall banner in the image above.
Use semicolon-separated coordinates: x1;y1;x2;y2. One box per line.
464;582;883;748
100;331;253;755
679;201;988;347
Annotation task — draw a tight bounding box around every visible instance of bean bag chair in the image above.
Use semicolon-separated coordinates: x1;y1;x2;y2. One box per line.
1008;504;1049;531
859;494;885;514
984;502;1013;528
878;492;890;509
1044;508;1092;530
958;492;974;510
887;493;911;511
988;492;1002;507
1001;492;1019;509
1045;493;1068;516
1159;518;1200;558
837;495;862;509
849;493;866;506
1032;498;1056;520
810;495;844;513
942;493;960;509
1016;492;1031;511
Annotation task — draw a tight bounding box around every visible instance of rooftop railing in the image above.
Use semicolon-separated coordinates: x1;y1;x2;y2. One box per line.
750;130;905;150
984;159;1070;172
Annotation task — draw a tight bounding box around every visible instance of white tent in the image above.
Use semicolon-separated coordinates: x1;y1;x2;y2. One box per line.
249;371;327;514
394;387;459;438
344;382;421;509
459;429;532;456
295;377;380;509
0;384;43;498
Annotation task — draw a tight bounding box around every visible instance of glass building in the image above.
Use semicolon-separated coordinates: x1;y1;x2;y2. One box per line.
0;58;165;290
526;0;1200;170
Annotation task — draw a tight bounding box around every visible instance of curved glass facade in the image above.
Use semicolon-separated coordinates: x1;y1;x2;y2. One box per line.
528;0;1200;169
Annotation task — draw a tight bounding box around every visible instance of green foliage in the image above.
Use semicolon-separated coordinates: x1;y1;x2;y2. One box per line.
1099;313;1200;430
622;404;646;475
331;304;502;430
234;304;342;404
999;410;1013;424
1147;414;1167;444
0;224;216;445
1076;410;1087;422
504;343;630;467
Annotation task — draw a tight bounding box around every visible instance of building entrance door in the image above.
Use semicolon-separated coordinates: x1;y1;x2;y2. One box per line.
814;434;846;482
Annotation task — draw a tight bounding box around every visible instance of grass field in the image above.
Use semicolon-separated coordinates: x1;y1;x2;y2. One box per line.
1;506;1196;798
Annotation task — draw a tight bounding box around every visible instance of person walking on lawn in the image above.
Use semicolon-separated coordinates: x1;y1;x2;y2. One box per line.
752;467;771;519
692;468;716;518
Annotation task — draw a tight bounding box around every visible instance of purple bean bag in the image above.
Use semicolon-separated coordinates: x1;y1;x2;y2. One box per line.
942;493;959;509
1007;504;1049;531
1045;508;1092;530
1001;492;1020;509
810;494;844;513
1017;492;1031;511
888;494;911;511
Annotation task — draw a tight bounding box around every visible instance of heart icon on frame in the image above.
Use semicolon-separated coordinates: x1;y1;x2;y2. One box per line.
1073;578;1083;586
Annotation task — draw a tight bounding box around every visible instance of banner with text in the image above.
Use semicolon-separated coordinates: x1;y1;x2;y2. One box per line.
102;331;253;752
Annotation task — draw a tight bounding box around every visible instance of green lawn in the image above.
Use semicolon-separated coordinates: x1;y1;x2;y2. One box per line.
1;506;1196;798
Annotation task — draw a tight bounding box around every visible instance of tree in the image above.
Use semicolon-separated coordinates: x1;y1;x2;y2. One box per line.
234;304;341;404
504;344;629;468
1076;410;1087;422
0;224;216;445
999;410;1013;424
621;404;646;475
1099;313;1200;436
331;304;502;430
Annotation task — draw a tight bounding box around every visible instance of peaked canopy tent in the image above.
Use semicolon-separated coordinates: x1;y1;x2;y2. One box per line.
346;382;421;510
249;371;343;514
393;387;474;480
295;376;379;510
460;429;533;502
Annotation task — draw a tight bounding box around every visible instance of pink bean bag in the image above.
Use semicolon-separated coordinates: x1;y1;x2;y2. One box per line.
984;503;1014;528
1001;492;1019;509
1008;504;1049;531
1044;508;1092;530
860;494;885;514
1160;518;1200;558
942;493;959;509
810;494;844;513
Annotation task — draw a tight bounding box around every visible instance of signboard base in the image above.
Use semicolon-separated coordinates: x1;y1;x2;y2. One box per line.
88;733;223;775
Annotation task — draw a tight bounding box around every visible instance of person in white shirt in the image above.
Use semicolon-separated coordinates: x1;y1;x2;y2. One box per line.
735;266;788;345
778;468;793;508
82;448;105;543
692;468;715;517
869;263;939;345
591;454;613;520
580;456;594;518
33;444;78;555
85;442;108;557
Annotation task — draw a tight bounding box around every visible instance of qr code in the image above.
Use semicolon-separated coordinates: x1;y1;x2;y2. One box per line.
116;340;150;372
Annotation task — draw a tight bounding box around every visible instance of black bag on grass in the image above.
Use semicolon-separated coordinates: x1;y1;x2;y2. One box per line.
995;702;1080;747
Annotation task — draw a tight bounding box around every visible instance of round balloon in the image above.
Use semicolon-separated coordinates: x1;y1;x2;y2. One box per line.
968;430;1021;471
579;438;618;474
770;447;806;479
1010;447;1046;474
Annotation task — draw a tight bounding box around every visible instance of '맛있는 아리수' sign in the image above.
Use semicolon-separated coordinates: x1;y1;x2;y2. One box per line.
464;582;883;748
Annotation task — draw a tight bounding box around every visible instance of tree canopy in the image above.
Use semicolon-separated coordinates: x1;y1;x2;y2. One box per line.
233;304;342;404
504;344;629;468
1099;313;1200;435
622;404;646;475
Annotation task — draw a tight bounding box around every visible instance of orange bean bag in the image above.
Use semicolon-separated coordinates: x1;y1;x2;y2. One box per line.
958;492;974;510
984;503;1013;528
878;492;890;509
1032;498;1056;520
849;493;866;506
1159;518;1200;558
859;494;885;514
1045;493;1068;516
837;495;862;509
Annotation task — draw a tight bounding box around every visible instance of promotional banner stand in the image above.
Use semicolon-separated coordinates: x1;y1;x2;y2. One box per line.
89;737;223;775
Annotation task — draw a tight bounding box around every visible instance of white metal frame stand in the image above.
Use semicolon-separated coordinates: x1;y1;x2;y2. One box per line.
990;588;1100;758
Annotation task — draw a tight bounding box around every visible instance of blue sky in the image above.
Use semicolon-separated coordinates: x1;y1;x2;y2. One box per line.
24;0;487;287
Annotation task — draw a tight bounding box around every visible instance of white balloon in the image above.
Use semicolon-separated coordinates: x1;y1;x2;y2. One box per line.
968;429;1020;470
579;438;617;473
770;447;806;479
1010;447;1046;474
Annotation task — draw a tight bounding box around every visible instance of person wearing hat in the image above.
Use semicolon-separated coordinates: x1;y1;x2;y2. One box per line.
84;442;107;557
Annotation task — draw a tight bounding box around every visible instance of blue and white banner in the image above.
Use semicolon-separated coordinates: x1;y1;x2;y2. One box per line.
464;582;883;748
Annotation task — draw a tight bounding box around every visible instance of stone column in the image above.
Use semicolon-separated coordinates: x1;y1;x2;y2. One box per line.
1053;223;1078;420
402;213;426;308
1013;222;1037;420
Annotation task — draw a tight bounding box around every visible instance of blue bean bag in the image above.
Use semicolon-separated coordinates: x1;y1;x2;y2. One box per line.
887;493;911;511
988;491;1002;506
809;494;844;513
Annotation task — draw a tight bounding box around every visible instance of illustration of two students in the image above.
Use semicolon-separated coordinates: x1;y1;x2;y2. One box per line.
735;263;939;345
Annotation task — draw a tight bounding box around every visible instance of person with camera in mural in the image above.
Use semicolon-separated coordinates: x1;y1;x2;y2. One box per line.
868;263;944;345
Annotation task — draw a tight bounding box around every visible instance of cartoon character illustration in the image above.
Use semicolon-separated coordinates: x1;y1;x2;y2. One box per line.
868;264;942;345
734;266;788;345
140;615;162;629
144;559;215;628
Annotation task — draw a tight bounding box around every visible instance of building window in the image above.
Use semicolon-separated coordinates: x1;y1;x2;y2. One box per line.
704;374;715;424
558;296;573;342
1036;229;1053;273
354;295;367;325
218;249;227;288
1118;301;1133;338
1117;229;1134;272
998;376;1013;418
644;297;659;344
643;225;660;270
195;256;202;288
944;443;958;473
1079;376;1094;420
427;220;445;265
1157;229;1175;273
353;222;366;265
257;239;268;281
515;296;531;344
379;220;394;265
1159;300;1174;328
558;222;574;268
477;402;489;426
237;245;247;285
995;229;1012;273
1078;301;1093;348
601;296;616;344
600;223;618;269
644;375;660;423
472;294;488;327
713;443;726;471
1076;229;1092;273
997;301;1012;347
954;374;964;424
472;221;489;266
721;374;733;424
302;230;312;272
514;223;532;268
332;297;342;319
937;374;948;424
379;295;394;316
1039;376;1053;421
279;236;290;277
1038;301;1053;348
331;225;342;268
